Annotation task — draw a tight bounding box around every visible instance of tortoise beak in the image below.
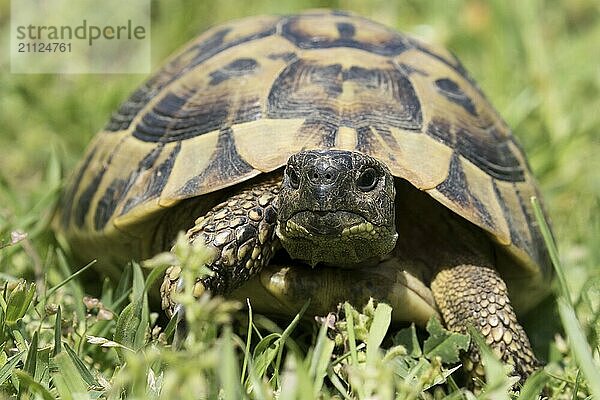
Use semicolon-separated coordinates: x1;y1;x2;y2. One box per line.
285;210;367;236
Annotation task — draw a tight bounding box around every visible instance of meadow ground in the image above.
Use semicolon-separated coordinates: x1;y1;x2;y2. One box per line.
0;0;598;398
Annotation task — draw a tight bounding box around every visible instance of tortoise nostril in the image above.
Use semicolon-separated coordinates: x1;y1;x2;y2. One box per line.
308;165;338;185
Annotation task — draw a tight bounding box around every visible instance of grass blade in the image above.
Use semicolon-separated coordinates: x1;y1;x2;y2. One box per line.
46;259;96;298
252;333;281;379
327;367;353;400
532;196;600;398
219;326;241;399
52;352;89;399
15;370;56;400
241;299;253;385
142;258;171;294
344;302;359;366
53;305;62;356
530;197;571;303
64;343;100;387
573;370;582;400
518;370;549;400
163;312;178;342
114;263;133;308
113;262;149;356
249;364;269;400
24;330;39;376
558;298;600;398
310;317;335;398
0;351;24;386
273;300;309;385
393;324;422;357
309;316;330;377
278;356;299;400
366;302;392;365
113;299;145;355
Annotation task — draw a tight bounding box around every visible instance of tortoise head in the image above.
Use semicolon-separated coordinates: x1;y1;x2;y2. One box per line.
276;150;397;266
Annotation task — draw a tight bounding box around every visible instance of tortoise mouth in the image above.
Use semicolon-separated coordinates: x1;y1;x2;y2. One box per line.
283;210;374;237
276;210;397;266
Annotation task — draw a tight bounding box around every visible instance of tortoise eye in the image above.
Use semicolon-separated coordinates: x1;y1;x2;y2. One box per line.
357;168;378;192
286;166;300;189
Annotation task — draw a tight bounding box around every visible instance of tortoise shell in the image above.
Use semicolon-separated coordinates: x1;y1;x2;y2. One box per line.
56;10;552;299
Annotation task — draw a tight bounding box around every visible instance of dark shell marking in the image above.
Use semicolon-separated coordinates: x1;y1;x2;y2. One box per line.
435;78;477;116
59;148;95;228
209;58;259;86
131;87;262;143
74;151;113;228
120;142;181;216
435;154;494;229
177;128;254;198
267;61;422;127
336;22;356;38
426;117;525;182
281;16;410;55
78;142;181;230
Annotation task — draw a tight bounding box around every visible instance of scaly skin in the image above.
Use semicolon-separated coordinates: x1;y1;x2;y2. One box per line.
160;178;281;316
431;264;539;384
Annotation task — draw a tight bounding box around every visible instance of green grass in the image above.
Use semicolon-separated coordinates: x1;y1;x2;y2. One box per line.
1;0;599;398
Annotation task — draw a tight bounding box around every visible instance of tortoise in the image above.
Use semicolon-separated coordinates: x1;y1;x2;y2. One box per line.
55;10;553;382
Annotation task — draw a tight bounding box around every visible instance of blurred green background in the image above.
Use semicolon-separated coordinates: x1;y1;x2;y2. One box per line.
0;0;598;342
